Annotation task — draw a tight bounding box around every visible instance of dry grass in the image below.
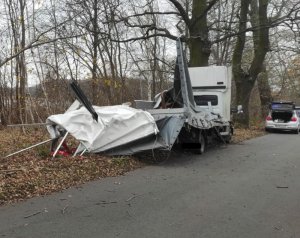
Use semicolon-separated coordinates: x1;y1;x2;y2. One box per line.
0;128;143;205
232;127;266;144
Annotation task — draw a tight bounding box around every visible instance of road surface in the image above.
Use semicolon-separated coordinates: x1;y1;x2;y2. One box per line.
1;133;300;238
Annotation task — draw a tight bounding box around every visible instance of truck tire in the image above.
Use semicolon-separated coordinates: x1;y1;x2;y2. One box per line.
224;129;233;143
196;133;206;154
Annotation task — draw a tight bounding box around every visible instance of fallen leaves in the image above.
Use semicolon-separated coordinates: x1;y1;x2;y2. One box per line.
0;128;143;206
0;126;265;206
231;127;266;144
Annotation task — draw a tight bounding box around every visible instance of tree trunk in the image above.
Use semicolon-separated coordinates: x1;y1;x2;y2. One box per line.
189;0;211;66
257;65;272;118
91;0;99;103
232;0;251;126
19;0;27;124
235;77;255;127
233;0;270;127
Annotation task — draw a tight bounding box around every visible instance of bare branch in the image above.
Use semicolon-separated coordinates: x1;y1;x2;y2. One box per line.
0;34;85;68
105;11;181;24
167;0;190;26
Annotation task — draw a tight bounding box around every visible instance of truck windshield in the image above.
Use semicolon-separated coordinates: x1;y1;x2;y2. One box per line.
194;95;218;106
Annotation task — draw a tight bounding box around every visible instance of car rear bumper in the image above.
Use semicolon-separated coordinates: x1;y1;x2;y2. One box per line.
265;124;298;130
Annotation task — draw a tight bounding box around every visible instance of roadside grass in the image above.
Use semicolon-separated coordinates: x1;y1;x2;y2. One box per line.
232;126;266;144
0;126;265;206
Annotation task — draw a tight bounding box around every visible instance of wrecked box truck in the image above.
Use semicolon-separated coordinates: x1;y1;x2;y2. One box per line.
45;39;233;157
132;45;232;155
5;39;233;158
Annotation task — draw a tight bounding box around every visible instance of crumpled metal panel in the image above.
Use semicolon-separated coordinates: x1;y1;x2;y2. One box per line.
46;105;159;153
174;39;197;111
105;116;185;155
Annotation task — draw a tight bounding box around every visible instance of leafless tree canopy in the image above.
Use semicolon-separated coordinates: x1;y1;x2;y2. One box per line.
0;0;300;126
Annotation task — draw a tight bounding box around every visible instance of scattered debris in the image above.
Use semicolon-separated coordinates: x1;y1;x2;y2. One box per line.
276;186;289;188
95;201;117;205
126;194;143;202
24;210;42;219
61;205;69;214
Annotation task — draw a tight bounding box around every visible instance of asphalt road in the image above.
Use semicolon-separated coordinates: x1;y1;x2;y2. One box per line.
1;133;300;238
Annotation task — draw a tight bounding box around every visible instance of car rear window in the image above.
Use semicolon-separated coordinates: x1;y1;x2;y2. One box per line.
271;103;294;110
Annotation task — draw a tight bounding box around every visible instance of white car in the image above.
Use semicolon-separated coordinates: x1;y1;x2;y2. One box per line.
265;102;300;134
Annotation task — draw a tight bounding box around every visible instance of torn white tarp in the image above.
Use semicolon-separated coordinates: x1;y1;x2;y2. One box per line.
46;105;159;153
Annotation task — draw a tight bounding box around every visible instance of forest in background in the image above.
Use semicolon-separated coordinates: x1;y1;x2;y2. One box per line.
0;0;300;127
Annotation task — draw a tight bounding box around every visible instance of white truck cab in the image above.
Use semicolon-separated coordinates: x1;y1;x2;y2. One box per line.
188;66;232;122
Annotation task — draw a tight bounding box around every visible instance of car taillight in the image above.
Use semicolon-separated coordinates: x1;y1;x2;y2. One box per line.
266;116;272;121
291;117;297;122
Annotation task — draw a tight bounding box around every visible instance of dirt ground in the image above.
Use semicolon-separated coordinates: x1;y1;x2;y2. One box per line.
0;127;265;205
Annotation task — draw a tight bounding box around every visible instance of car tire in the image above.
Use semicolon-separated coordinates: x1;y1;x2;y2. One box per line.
293;129;299;134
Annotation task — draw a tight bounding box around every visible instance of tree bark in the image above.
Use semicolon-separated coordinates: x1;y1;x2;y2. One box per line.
19;0;27;123
189;0;211;66
257;65;272;118
91;0;99;103
233;0;270;127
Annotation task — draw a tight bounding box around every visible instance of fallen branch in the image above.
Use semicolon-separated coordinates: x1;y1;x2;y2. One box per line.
95;201;117;205
0;169;25;174
61;205;69;214
24;211;42;219
126;194;143;202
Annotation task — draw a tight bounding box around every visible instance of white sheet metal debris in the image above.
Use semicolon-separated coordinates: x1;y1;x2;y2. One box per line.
46;105;159;154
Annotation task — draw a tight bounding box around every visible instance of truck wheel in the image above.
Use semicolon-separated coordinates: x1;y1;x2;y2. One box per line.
224;131;232;143
197;133;206;154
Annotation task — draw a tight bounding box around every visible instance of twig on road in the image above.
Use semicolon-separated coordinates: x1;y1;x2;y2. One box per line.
276;186;289;188
61;205;69;214
95;201;117;205
126;194;143;202
24;211;42;219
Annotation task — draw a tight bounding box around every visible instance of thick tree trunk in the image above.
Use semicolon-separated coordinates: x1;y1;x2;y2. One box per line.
257;65;272;118
232;0;251;126
189;0;210;66
189;37;210;67
235;77;255;127
233;0;270;127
